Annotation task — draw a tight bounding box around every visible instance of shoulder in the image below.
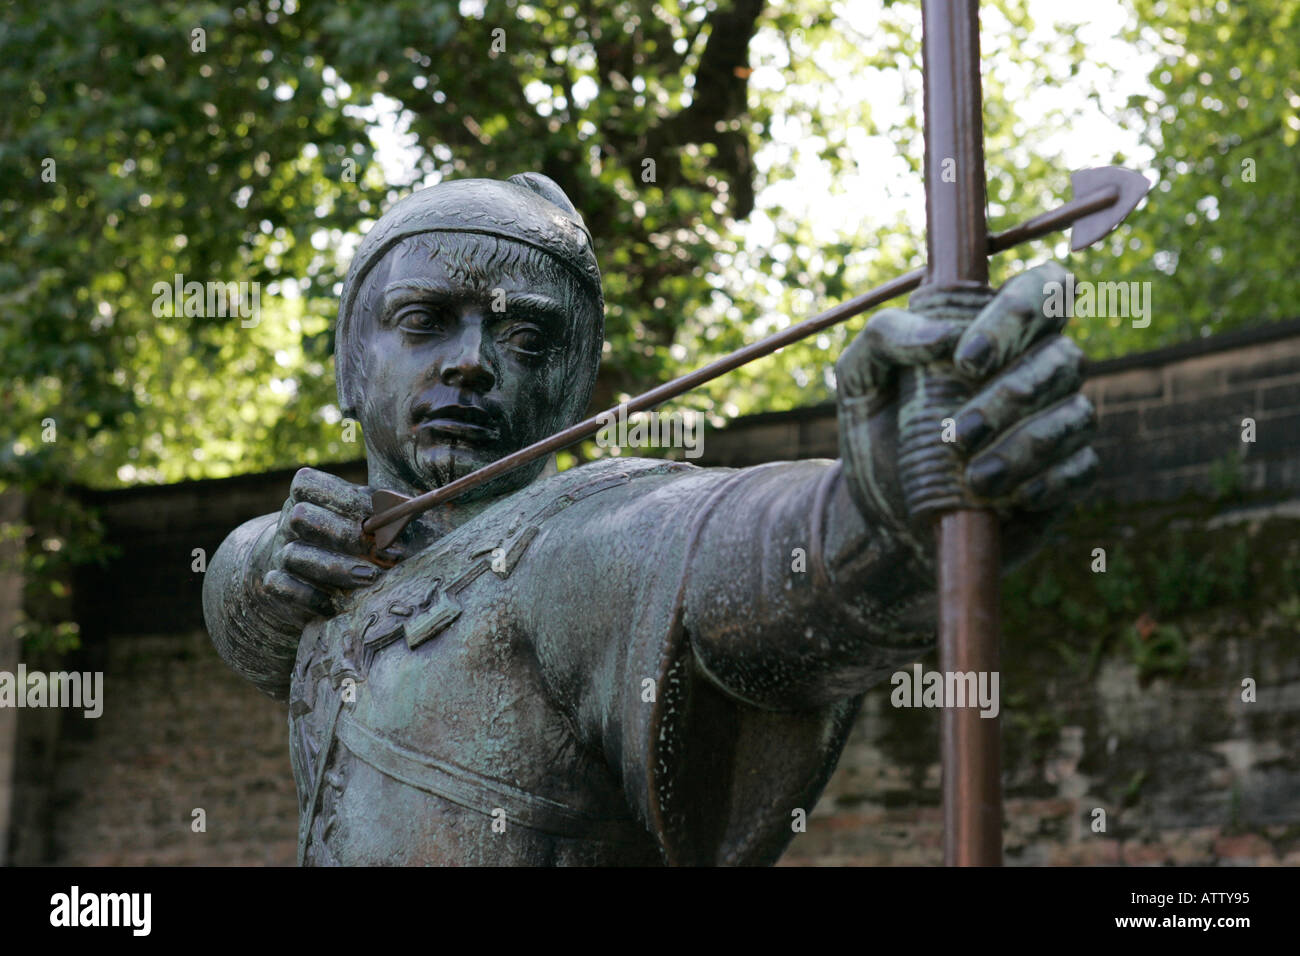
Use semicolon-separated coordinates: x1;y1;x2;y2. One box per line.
501;456;712;515
544;455;702;490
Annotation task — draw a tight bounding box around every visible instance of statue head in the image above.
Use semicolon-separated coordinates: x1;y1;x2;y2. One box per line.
335;173;603;500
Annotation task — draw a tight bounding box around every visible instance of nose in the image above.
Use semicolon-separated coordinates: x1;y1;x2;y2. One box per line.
438;315;495;391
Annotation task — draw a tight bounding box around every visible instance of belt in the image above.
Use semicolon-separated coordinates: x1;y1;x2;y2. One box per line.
336;716;643;844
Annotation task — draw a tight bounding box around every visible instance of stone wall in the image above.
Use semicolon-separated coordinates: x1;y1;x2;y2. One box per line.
47;633;295;866
780;504;1300;866
73;461;367;641
10;317;1300;866
1085;320;1300;503
0;493;24;866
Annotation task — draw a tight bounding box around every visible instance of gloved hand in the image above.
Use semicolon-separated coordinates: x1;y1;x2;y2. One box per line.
836;261;1098;570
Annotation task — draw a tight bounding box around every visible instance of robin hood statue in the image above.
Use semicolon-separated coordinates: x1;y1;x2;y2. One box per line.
203;172;1097;865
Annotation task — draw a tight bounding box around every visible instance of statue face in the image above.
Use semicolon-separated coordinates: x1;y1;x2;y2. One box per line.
354;234;585;497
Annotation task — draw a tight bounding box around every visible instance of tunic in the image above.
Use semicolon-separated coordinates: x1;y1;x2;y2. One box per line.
205;456;938;865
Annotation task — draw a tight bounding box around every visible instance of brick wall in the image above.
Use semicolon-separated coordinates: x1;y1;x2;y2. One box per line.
11;317;1300;866
1085;319;1300;502
48;633;295;866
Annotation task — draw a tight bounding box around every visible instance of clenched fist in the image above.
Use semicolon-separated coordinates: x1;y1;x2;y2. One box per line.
836;261;1098;567
258;467;405;627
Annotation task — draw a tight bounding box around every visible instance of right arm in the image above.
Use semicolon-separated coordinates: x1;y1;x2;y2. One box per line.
202;468;402;700
202;512;301;700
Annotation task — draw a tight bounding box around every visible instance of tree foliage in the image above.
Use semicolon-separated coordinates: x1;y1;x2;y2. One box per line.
1;0;1294;494
2;0;781;487
1072;0;1300;357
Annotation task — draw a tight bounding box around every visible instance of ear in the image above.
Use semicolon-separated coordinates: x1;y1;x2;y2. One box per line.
508;172;581;218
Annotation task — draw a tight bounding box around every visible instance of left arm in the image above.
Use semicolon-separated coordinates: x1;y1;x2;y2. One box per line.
679;455;938;710
683;262;1098;710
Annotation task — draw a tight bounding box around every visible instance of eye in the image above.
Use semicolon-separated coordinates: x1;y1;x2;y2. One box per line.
501;325;546;355
396;305;449;335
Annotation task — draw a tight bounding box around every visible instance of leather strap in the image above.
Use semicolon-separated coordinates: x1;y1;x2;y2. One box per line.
336;716;642;844
297;693;346;866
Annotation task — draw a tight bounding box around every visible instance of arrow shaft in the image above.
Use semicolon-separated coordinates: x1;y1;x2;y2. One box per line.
362;184;1121;539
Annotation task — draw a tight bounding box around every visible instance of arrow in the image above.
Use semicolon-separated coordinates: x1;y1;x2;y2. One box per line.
361;166;1147;551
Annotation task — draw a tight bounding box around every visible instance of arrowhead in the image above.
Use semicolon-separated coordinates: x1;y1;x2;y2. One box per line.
1069;166;1151;251
369;489;413;551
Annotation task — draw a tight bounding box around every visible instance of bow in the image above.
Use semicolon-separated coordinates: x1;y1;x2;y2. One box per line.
908;0;1003;866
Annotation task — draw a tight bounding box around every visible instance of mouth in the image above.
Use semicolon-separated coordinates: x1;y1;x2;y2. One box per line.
412;403;502;444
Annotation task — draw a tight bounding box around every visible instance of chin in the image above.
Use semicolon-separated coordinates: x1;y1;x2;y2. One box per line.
409;442;546;502
410;444;496;490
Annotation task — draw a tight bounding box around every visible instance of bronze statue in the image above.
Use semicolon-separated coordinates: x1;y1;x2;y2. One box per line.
203;171;1097;865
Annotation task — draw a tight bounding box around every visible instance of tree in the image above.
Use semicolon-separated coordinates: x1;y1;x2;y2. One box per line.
0;0;779;488
1070;0;1299;357
4;0;1291;495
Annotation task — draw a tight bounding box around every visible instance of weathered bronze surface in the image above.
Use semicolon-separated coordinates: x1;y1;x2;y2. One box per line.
203;171;1100;866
